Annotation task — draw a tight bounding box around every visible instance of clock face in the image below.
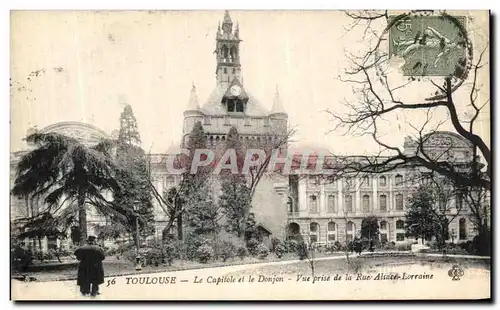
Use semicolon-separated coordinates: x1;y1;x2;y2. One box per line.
230;85;242;96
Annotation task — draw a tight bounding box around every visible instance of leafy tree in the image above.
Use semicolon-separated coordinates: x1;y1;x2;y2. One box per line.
11;133;124;244
114;104;155;243
149;121;212;241
360;216;379;246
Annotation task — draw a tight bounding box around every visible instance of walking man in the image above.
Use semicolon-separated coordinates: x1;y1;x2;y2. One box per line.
74;235;105;297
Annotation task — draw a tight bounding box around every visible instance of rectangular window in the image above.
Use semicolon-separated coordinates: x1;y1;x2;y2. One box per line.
395;194;404;211
328;234;336;241
396;233;405;241
327;195;336;213
362;176;370;188
224;115;230;125
396;220;405;229
345;195;353;213
310;235;318;243
203;116;211;125
263;118;270;126
379;176;387;187
309;195;318;213
380;233;388;243
379;195;387;211
362;195;370;212
244;117;251;126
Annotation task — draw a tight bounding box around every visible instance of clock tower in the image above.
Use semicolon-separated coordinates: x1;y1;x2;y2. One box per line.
215;10;242;89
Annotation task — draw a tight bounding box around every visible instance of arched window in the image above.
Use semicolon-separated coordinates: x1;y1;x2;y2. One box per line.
345;195;353;213
327;195;336;213
286;223;301;241
362;195;370;212
459;218;467;240
310;222;319;244
395;194;404;210
379;194;387;211
308;195;318;213
379;176;387;187
395;174;403;186
327;222;337;242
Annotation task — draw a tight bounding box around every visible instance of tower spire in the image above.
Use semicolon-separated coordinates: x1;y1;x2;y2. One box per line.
185;82;200;111
270;85;287;115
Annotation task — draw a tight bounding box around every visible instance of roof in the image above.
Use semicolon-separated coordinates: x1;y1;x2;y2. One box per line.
185;84;201;112
270;85;287;115
201;84;270;117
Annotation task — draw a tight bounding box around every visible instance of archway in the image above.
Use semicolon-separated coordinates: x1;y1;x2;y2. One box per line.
286;222;301;241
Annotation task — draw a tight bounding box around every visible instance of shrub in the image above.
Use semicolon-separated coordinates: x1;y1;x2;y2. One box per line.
274;243;286;258
196;245;214;264
283;239;299;253
246;238;260;256
143;248;163;267
335;241;345;252
219;241;236;262
184;233;211;261
395;242;412;251
270;237;281;252
236;246;248;260
472;232;491;256
295;241;309;260
257;244;269;259
163;241;179;266
379;241;396;251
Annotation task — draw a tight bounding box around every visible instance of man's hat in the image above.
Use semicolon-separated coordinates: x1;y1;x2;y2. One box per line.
87;235;97;242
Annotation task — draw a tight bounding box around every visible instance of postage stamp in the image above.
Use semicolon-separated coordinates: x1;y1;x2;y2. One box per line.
389;15;468;77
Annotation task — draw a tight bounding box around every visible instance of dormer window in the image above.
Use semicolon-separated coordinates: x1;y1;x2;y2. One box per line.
226;98;244;113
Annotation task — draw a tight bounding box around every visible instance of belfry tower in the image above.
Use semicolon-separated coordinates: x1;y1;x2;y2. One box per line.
215;11;242;88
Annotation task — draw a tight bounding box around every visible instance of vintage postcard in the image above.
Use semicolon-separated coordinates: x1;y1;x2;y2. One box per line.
10;10;491;301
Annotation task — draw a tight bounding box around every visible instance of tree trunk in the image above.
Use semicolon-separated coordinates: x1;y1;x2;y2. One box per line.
78;193;87;244
177;214;183;240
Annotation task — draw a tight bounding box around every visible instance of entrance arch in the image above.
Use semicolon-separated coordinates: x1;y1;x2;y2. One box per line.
286;222;301;241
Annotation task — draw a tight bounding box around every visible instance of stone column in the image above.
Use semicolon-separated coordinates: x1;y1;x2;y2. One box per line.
355;178;361;214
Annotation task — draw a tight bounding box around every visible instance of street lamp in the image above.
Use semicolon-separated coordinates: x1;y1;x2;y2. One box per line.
133;202;142;271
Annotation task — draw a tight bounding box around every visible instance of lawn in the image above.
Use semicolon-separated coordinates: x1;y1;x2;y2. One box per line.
222;254;491;279
11;252;345;282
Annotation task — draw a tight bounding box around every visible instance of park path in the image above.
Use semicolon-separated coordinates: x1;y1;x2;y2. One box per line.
11;252;490;300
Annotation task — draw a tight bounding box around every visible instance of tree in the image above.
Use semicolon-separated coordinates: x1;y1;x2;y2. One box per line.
114;104;155;244
404;175;462;248
148;121;212;241
11;133;125;244
329;11;490;192
360;216;379;249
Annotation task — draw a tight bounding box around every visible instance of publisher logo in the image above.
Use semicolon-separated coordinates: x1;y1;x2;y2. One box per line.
448;265;464;281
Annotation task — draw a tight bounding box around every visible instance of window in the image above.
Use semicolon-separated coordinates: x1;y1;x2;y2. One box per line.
235;101;244;112
327;222;337;241
395;194;404;210
310;222;319;244
232;68;236;73
263;118;270;126
379;176;387;187
346;221;355;241
224;68;227;74
287;196;294;213
309;195;318;213
362;195;370;212
380;233;388;243
362;176;370;188
380;221;387;231
244;117;251;126
395;174;403;186
379;195;387;211
459;218;467;240
396;220;405;229
396;233;405;241
456;194;464;210
203;116;211;125
345;195;353;213
224;115;230;125
327;195;336;213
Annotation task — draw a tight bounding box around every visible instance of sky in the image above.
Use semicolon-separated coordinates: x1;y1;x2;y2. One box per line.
10;10;490;155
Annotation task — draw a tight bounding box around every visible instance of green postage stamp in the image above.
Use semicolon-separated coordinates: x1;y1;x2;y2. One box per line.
389;15;467;77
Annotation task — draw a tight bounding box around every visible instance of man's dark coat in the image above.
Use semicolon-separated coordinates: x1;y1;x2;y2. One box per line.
74;244;105;286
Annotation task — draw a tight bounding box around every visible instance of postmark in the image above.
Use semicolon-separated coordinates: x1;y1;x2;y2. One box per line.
389;14;468;77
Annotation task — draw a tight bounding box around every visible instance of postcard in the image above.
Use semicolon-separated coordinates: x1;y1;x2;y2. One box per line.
10;9;491;301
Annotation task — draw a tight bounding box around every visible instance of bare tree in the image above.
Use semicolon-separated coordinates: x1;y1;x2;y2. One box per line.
327;11;490;192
